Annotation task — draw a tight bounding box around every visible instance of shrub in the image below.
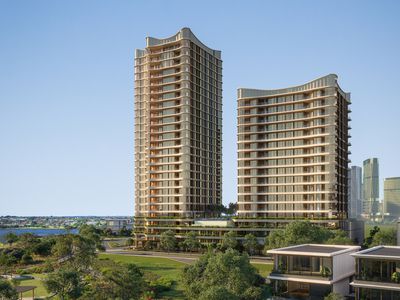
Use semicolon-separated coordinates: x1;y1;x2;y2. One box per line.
21;254;33;265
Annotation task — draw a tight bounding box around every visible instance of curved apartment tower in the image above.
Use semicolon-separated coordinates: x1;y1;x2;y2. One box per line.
236;74;350;228
134;28;222;245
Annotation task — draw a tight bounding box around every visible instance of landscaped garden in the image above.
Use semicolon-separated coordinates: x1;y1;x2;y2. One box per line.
98;253;273;299
0;225;274;299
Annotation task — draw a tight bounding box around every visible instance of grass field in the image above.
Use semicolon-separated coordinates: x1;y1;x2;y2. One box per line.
18;273;49;298
99;253;273;299
15;254;272;299
99;254;186;280
99;254;187;299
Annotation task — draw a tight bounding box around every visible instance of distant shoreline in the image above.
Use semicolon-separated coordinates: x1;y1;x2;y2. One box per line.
0;226;77;230
0;227;80;243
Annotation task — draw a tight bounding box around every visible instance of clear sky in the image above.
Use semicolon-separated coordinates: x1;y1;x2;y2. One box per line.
1;0;399;216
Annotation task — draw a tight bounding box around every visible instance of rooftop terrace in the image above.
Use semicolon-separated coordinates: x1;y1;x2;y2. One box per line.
268;244;360;257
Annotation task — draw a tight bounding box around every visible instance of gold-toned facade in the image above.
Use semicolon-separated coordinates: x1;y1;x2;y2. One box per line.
236;75;350;228
384;177;400;219
134;28;222;244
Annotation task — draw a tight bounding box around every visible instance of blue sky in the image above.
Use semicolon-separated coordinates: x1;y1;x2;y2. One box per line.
0;1;399;216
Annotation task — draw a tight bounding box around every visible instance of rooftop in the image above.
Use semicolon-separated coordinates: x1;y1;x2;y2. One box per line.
15;286;36;293
352;246;400;259
136;27;221;59
267;244;360;257
237;74;350;102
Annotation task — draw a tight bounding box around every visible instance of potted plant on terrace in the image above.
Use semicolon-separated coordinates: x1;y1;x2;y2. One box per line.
391;271;400;283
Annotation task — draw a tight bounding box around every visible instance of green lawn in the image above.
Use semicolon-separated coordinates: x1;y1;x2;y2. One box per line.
17;273;49;298
14;254;272;299
99;254;186;299
99;254;186;280
99;253;273;299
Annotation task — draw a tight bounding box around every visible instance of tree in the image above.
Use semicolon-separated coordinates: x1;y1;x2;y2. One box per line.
264;221;333;251
52;235;74;259
0;248;25;275
198;286;239;300
44;268;83;300
181;249;264;300
85;262;146;300
243;233;258;255
363;226;380;248
326;230;354;245
207;204;225;217
70;235;97;270
51;234;97;270
160;230;176;252
324;292;345;300
21;253;33;265
370;228;397;247
225;202;238;215
32;238;55;256
182;231;201;252
219;231;238;251
17;233;38;249
125;238;134;247
119;226;132;237
5;233;18;246
103;228;114;237
0;278;18;300
79;224;103;250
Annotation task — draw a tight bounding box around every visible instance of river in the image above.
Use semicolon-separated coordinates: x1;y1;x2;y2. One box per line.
0;228;78;243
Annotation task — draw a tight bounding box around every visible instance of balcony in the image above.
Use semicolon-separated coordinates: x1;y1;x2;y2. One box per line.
356;259;400;285
271;255;333;280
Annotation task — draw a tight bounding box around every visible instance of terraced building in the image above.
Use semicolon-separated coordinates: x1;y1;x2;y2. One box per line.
133;28;223;246
236;74;351;231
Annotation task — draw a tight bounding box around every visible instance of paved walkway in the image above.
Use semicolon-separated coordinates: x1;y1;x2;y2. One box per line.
104;249;273;265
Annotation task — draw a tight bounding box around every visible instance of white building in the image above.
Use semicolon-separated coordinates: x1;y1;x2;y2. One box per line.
268;244;360;299
105;218;132;233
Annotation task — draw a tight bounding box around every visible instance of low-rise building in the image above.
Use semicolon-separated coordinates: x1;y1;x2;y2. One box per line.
268;244;360;299
105;218;132;233
351;245;400;300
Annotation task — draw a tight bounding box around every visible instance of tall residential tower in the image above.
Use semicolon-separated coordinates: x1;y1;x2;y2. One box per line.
384;177;400;220
348;166;363;219
134;28;222;245
362;158;379;217
236;74;350;229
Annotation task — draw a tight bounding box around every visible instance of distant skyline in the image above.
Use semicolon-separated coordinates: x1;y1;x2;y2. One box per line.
1;1;399;215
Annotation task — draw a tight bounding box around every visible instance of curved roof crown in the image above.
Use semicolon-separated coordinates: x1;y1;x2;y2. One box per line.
238;74;350;101
143;27;221;59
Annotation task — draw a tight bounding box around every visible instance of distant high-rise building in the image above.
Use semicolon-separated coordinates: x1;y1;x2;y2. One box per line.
133;28;223;245
236;74;350;228
384;177;400;219
348;166;362;219
362;158;379;217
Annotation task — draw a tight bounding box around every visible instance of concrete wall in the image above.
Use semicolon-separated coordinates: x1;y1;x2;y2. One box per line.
397;222;400;246
332;278;350;296
333;251;356;281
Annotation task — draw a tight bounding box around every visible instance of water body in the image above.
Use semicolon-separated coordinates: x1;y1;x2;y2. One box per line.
0;228;78;243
